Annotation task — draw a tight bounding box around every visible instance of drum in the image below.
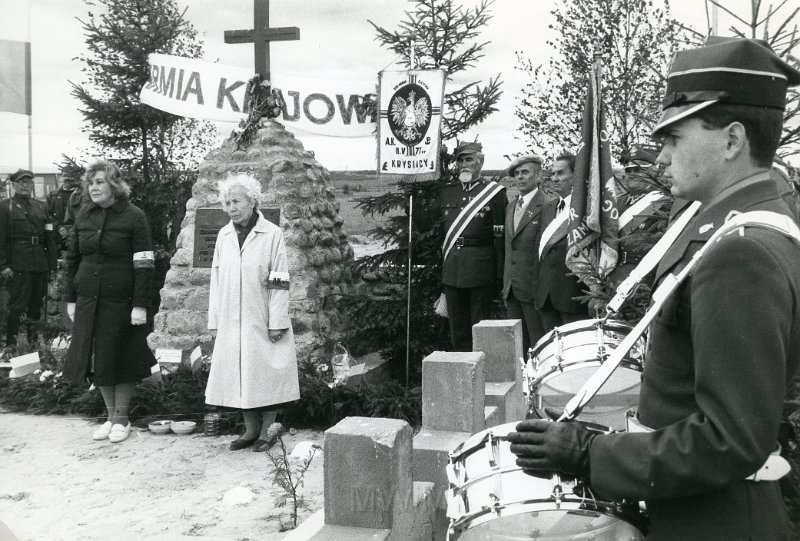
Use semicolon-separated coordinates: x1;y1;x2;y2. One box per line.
524;319;645;431
446;422;645;540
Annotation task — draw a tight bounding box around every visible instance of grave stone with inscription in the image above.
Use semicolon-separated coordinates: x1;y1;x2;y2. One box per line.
148;119;363;363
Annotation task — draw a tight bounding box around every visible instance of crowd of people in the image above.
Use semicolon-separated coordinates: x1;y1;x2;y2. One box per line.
2;35;800;539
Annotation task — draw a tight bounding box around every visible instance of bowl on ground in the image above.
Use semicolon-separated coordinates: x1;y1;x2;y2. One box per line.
171;421;197;435
148;420;172;435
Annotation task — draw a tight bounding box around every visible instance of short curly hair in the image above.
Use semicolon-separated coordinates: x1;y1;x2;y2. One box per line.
84;160;131;199
218;172;262;204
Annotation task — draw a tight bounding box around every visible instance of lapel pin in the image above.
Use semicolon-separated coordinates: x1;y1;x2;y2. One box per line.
699;223;715;234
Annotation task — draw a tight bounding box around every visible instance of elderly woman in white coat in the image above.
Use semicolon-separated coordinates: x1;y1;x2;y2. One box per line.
206;173;299;451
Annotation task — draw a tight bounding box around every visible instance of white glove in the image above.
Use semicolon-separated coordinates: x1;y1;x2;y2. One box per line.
130;306;147;325
67;302;76;322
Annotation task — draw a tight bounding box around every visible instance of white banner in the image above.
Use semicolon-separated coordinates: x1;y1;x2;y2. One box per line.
140;53;376;138
377;69;446;180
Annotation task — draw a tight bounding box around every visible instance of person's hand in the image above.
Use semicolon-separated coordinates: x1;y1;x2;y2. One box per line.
0;268;13;281
59;226;68;239
507;417;597;478
268;329;286;343
67;302;76;322
130;307;147;325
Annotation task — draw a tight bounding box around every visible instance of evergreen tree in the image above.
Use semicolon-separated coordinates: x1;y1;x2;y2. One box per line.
70;0;216;252
340;0;503;381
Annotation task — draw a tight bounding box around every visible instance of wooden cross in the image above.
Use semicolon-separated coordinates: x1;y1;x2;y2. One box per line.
224;0;300;81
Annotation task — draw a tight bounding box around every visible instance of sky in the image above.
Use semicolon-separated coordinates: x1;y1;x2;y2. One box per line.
0;0;757;173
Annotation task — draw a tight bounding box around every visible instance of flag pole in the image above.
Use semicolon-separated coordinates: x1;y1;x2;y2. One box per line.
404;38;417;388
27;0;33;172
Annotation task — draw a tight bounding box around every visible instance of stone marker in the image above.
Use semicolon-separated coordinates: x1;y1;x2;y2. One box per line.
324;417;413;531
149;120;362;363
421;351;485;434
473;319;526;422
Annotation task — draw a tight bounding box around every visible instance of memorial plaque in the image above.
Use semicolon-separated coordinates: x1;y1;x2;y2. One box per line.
193;208;280;267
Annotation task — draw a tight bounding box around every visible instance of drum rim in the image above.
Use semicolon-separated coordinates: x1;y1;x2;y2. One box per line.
449;497;645;538
529;318;636;357
531;357;643;389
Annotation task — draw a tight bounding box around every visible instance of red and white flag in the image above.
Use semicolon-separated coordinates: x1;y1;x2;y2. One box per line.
566;63;619;283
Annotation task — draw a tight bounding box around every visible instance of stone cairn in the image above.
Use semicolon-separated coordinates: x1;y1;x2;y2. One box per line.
148;119;361;363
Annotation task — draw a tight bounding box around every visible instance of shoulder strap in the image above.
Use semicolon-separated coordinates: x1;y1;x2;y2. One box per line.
442;181;504;262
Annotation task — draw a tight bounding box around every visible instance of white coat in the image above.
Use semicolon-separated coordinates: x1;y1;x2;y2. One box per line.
205;211;300;409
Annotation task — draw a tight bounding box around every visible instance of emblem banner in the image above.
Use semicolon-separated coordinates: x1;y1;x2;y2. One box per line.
377;69;446;180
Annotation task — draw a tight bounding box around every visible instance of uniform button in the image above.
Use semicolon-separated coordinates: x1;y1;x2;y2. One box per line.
93;272;99;276
98;230;102;233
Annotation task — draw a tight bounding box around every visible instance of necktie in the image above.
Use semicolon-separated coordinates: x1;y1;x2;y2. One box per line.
514;196;525;230
557;199;565;213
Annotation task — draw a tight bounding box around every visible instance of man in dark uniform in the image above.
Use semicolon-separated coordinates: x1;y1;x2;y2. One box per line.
439;142;507;351
509;37;800;540
47;171;83;250
0;169;58;345
608;146;673;290
535;153;588;331
502;154;553;353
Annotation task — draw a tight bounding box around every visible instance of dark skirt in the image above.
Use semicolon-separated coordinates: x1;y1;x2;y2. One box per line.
63;296;155;386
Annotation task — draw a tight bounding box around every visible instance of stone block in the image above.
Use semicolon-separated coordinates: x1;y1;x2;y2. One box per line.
324;417;412;530
407;482;437;541
485;381;525;424
307;525;391;541
473;320;523;384
422;351;485;433
484;406;500;429
412;429;470;510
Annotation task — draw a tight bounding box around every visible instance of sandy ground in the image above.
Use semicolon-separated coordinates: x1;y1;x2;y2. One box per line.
0;412;324;541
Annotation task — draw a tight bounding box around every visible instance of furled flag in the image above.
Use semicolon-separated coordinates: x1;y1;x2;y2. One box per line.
0;39;31;116
565;62;619;284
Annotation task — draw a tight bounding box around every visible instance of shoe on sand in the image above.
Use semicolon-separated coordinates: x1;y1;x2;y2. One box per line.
109;423;131;443
92;421;113;441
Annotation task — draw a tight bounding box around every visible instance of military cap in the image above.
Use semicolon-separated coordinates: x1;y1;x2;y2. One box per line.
653;36;800;135
453;141;483;160
507;154;544;176
625;145;659;172
9;169;34;183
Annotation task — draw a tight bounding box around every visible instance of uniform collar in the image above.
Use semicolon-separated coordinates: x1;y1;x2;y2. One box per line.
460;179;482;192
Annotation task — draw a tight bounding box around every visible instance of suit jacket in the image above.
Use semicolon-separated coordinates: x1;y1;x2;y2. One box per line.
502;189;552;303
534;196;584;313
439;180;508;289
590;172;800;540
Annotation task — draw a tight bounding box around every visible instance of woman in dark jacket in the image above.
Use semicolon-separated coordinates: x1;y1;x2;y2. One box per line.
63;160;156;443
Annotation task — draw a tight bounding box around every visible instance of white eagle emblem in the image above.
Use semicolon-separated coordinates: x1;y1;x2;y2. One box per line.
390;90;430;142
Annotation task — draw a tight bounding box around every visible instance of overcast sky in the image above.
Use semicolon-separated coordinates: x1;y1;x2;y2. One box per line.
0;0;755;173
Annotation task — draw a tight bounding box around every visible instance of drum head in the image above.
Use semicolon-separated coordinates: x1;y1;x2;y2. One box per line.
455;508;644;540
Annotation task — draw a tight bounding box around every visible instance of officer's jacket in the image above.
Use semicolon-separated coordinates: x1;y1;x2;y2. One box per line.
438;180;507;289
590;172;800;540
0;194;57;272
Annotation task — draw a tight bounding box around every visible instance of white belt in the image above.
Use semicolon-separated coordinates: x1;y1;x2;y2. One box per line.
624;409;790;482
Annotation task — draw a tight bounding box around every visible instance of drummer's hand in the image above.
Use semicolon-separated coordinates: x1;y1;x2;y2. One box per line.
507;418;597;478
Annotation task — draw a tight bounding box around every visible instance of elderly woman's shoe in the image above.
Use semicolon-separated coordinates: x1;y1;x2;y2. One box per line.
109;423;131;443
252;436;277;452
92;421;113;441
229;437;258;451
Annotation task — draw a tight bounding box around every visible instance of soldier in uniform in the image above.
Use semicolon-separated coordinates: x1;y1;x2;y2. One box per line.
47;171;84;250
438;142;507;351
0;169;58;345
608;146;673;289
509;37;800;540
